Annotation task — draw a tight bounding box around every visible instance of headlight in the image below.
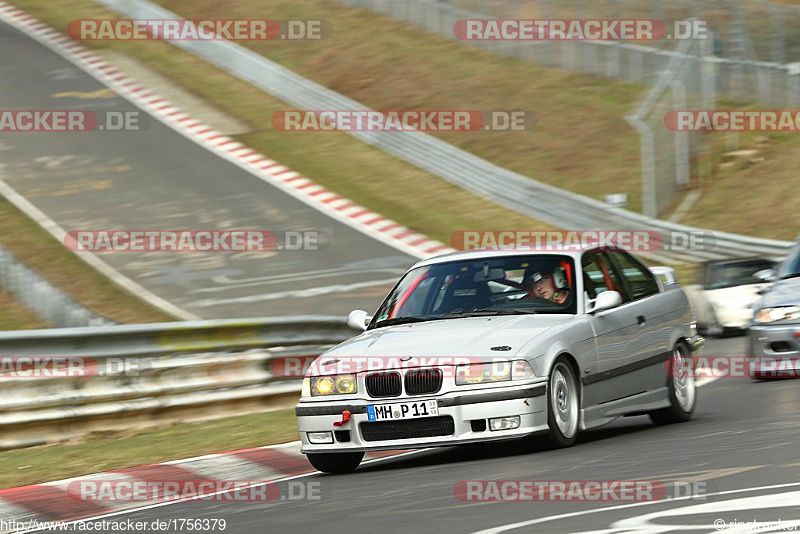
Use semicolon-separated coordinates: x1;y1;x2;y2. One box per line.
310;374;357;396
755;306;800;324
335;375;357;393
455;360;535;386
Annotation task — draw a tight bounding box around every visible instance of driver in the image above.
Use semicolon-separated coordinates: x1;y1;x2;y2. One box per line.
528;270;570;304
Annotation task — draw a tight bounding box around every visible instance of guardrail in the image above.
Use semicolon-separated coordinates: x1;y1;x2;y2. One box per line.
0;244;113;327
0;317;355;449
90;0;796;264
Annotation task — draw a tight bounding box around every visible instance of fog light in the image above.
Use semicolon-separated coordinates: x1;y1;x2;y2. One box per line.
489;416;520;431
307;431;334;444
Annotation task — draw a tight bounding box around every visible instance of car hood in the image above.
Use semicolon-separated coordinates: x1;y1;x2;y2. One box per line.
322;315;573;362
755;277;800;309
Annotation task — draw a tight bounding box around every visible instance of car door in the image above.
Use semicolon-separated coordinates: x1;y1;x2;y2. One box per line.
606;250;673;398
581;251;646;406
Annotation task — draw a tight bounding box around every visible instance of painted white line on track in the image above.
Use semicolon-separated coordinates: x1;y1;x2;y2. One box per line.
0;176;198;320
473;481;800;534
695;376;719;387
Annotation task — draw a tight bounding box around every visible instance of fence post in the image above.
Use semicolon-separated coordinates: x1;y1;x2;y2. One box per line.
787;63;800;109
627;116;658;219
541;0;556;66
671;81;690;188
701;36;716;111
768;2;785;65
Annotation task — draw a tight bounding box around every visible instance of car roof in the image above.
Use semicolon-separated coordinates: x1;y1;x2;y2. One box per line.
413;244;606;269
703;257;775;267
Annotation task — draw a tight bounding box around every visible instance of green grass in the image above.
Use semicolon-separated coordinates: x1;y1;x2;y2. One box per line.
679;126;800;240
7;0;794;330
14;0;794;246
143;0;800;242
0;291;47;330
0;408;299;489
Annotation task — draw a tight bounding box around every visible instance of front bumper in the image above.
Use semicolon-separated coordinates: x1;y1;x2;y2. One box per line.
748;324;800;377
296;383;548;453
713;306;753;330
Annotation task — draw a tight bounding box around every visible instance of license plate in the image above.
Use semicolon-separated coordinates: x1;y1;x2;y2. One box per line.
367;400;439;421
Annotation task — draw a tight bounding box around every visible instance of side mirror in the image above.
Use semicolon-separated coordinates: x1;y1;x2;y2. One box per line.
346;309;372;331
587;290;623;314
753;269;777;283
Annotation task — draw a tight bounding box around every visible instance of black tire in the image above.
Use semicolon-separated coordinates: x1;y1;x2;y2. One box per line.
649;343;696;425
545;358;580;448
306;452;364;474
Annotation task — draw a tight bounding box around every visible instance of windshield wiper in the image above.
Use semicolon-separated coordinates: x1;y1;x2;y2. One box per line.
375;309;536;327
440;308;537;317
473;308;537;315
779;272;800;280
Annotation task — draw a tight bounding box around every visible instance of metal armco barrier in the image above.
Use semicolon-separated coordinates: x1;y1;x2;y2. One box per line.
90;0;796;264
0;245;114;327
0;317;354;449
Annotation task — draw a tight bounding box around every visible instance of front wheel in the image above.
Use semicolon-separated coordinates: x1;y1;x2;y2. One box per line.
545;358;580;448
649;344;696;425
306;452;364;474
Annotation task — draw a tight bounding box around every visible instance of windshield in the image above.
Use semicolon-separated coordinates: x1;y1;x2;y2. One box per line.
704;259;776;289
777;244;800;280
370;255;577;328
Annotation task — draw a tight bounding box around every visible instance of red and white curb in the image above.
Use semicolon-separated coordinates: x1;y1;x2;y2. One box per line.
0;2;452;262
0;441;407;532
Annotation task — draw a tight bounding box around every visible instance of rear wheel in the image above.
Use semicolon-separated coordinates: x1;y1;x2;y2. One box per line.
306;452;364;474
649;343;696;425
545;358;580;448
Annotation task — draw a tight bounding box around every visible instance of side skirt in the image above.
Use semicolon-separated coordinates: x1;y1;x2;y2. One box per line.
580;387;670;430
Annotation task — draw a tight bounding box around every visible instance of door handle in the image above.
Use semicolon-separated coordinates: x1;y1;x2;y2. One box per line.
637;315;646;325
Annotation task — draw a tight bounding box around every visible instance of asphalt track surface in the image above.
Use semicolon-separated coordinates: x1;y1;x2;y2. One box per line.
0;19;415;319
45;335;799;534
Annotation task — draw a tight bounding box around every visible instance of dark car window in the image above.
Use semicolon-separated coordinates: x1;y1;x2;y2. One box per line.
371;254;578;328
581;252;628;302
609;251;660;300
777;243;800;280
704;259;776;289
